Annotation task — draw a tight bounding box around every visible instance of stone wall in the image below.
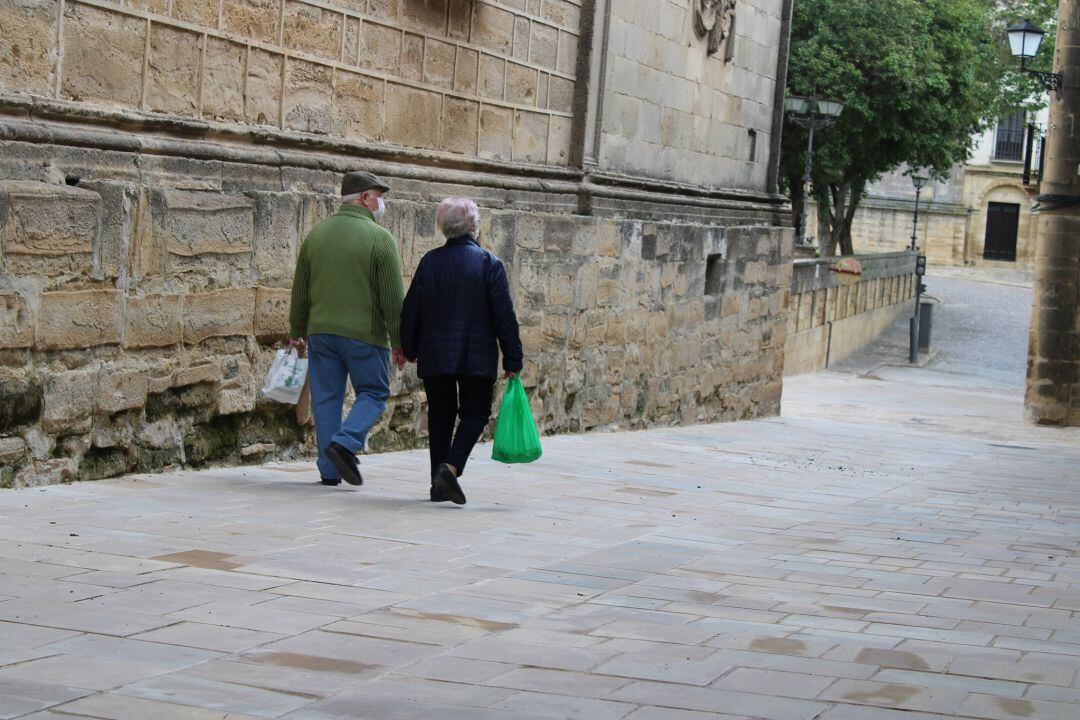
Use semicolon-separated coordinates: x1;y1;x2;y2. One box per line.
0;0;794;485
0;127;791;485
0;0;581;165
598;0;785;190
783;252;917;376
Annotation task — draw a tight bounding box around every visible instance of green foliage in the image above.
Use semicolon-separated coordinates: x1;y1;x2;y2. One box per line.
782;0;1058;255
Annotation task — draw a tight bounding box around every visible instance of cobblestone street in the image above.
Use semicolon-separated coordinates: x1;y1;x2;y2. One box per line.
2;274;1079;720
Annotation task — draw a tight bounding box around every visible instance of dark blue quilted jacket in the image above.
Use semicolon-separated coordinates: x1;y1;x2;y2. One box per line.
400;236;523;379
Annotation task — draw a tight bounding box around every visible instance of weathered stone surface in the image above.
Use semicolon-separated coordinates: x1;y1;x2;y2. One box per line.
222;0;281;43
402;0;447;34
255;286;292;341
125;294;183;348
0;436;27;464
37;289;121;349
359;21;402;73
246;48;284;126
0;181;99;260
443;99;479;156
0;375;41;433
173;0;220;27
99;367;149;414
530;22;559;71
331;71;383;142
454;48;478;95
283;59;333;134
147;23;201;117
401;33;424;82
479;105;513;161
473;3;515;55
0;292;34;348
127;0;169;12
163;191;255;257
61;3;145;107
0;0;58;97
384;85;441;149
174;360;222;388
506;62;538;105
203;37;246;122
513;111;549;163
478;55;506;100
43;369;95;432
283;1;342;61
183;288;256;344
423;38;456;90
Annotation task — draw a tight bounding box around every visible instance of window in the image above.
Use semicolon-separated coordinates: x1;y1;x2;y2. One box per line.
994;110;1026;161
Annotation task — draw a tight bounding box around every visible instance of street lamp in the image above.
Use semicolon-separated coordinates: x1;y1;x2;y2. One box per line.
910;174;928;251
1007;19;1063;99
785;89;844;247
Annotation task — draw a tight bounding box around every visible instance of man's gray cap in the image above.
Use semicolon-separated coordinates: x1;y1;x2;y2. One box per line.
341;171;390;196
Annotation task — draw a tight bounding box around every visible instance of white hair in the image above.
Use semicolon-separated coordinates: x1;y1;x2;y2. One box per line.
341;191;369;204
436;197;480;238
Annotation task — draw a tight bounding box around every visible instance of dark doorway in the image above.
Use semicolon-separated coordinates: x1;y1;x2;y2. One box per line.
983;202;1020;261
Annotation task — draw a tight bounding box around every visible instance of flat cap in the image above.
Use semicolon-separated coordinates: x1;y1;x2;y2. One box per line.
341;171;390;196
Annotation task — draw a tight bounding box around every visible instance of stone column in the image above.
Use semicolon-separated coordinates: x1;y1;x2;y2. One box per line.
1026;0;1080;425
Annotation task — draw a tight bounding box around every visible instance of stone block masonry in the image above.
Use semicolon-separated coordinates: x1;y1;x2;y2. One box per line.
783;252;918;376
0;0;581;167
0;0;796;484
0;146;790;485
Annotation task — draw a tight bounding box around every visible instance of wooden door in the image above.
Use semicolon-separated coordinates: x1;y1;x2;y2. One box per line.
983;202;1019;261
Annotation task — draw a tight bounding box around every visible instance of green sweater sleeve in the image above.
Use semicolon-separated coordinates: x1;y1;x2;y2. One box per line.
288;243;311;339
372;234;405;347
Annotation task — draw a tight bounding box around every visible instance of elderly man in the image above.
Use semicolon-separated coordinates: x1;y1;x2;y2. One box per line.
289;171;405;487
400;197;523;505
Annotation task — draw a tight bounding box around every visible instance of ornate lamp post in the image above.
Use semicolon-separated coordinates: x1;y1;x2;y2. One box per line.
909;174;928;251
1007;20;1063;99
785;91;844;247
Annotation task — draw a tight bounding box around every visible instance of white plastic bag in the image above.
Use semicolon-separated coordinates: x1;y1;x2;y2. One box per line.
261;348;308;404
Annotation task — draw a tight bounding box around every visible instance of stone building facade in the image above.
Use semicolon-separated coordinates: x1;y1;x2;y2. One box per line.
807;107;1049;269
0;0;794;485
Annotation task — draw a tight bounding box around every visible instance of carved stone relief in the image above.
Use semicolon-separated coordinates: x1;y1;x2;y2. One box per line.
693;0;737;58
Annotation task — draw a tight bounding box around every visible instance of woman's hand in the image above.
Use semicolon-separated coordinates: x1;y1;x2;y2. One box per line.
503;371;517;380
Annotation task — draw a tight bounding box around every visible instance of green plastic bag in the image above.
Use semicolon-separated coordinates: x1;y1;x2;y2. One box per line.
492;376;542;464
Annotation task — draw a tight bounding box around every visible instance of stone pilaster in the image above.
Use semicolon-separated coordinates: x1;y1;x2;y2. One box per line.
1026;0;1080;425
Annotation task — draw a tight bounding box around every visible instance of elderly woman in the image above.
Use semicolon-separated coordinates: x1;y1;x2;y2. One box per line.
400;198;523;505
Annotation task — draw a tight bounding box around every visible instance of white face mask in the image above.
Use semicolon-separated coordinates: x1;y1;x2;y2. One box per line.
372;195;386;221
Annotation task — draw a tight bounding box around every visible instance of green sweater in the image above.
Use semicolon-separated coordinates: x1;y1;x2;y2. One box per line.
289;205;405;348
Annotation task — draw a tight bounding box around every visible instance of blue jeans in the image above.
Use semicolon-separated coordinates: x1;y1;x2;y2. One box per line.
307;334;390;480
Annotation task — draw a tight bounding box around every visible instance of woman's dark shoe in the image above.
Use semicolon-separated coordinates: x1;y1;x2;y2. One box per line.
429;484;450;502
433;463;466;505
326;442;363;485
321;477;341;486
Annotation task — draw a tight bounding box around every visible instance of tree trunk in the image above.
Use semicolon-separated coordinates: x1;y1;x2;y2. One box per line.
817;187;836;256
816;177;867;256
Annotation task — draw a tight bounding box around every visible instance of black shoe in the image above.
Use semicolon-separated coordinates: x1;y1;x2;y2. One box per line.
321;477;341;486
326;442;363;486
429;484;450;502
433;463;466;505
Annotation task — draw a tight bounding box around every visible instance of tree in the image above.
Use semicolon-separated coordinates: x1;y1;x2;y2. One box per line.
782;0;1058;257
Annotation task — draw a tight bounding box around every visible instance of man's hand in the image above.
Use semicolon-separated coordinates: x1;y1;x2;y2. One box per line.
289;338;307;357
391;347;408;370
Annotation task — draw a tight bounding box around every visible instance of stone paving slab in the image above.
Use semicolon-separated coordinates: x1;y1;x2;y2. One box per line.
1;370;1079;719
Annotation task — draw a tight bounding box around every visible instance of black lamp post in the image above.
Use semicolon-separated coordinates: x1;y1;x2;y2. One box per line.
909;174;928;251
1007;19;1063;99
785;90;844;247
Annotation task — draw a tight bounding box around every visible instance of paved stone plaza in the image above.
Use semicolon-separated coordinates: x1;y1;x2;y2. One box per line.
3;306;1080;719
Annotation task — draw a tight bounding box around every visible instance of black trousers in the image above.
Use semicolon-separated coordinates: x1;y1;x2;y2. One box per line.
423;375;495;478
423;377;494;479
